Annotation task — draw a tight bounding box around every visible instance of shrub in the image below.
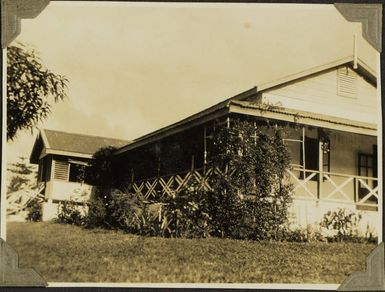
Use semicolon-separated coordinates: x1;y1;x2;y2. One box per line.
205;119;293;240
107;190;143;231
161;183;211;238
85;196;107;228
279;224;326;243
26;197;42;222
87;189;161;235
320;208;362;242
85;147;118;227
56;201;86;226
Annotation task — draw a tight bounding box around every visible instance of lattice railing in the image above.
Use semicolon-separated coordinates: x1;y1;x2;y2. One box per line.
288;167;378;206
128;167;378;207
7;183;45;215
128;167;235;200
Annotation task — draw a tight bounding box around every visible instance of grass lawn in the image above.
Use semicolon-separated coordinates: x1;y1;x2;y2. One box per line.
7;222;376;283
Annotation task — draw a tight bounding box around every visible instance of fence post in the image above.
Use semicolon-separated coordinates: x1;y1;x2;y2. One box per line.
317;140;323;200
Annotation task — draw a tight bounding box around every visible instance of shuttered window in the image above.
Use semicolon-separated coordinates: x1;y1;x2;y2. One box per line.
54;160;69;181
337;67;357;98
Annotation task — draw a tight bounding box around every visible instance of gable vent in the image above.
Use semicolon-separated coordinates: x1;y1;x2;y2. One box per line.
337;67;357;98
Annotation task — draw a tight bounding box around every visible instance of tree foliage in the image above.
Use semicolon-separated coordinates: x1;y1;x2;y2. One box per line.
7;43;68;140
7;157;37;194
202;119;293;239
85;146;118;227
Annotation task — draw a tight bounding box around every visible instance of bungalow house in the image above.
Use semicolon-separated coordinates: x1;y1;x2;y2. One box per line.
29;129;129;220
30;56;380;234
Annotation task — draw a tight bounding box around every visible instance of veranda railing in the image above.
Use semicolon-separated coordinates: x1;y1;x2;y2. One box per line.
287;167;378;207
127;167;378;208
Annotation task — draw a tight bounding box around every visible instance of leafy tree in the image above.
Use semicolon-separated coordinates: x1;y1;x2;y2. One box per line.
7;43;68;140
206;119;293;240
86;146;118;227
87;146;117;192
159;119;293;240
7;157;37;194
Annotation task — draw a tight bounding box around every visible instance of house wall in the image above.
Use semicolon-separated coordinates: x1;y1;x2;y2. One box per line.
290;199;379;237
261;66;377;124
42;200;89;221
45;180;93;202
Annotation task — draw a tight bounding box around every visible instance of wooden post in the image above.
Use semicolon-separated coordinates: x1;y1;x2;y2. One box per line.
302;127;306;178
318;140;323;200
253;121;257;146
157;157;161;177
131;168;134;183
203;127;207;172
354;178;358;203
224;117;230;174
353;33;358;69
191;155;195;171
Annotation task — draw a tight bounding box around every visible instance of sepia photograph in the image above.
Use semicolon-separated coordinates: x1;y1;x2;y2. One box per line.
2;1;383;287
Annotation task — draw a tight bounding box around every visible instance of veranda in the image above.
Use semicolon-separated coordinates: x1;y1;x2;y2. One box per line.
113;107;379;232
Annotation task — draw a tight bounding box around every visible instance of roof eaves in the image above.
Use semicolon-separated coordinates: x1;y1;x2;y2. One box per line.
40;128;51;149
44;149;94;159
114;98;234;155
229;100;377;133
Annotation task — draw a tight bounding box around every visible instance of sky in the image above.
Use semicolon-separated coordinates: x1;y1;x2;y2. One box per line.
6;2;378;164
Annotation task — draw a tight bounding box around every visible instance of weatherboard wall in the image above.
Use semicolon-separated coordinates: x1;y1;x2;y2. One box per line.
261;66;377;124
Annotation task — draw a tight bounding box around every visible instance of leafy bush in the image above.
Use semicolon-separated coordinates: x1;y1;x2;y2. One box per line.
278;225;326;243
85;147;118;227
162;183;211;238
320;208;362;242
107;190;144;231
26;197;42;222
205;119;293;240
85;196;107;228
56;201;86;226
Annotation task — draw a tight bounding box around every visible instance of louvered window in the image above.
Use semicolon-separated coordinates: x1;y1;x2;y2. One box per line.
54;160;69;181
337;67;357;98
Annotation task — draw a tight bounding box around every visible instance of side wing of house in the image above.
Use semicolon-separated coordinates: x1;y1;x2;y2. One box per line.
30;129;130;220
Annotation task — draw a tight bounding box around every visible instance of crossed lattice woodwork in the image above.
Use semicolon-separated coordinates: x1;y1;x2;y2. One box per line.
286;168;378;205
131;167;378;206
130;167;235;200
6;184;45;216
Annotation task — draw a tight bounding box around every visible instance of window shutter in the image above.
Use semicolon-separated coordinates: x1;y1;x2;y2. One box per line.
337;67;357;98
54;160;69;181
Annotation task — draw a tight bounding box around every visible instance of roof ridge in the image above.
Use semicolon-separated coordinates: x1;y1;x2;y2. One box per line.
254;56;376;93
41;128;129;142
